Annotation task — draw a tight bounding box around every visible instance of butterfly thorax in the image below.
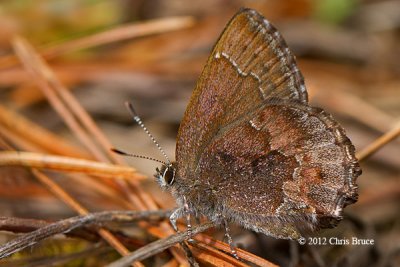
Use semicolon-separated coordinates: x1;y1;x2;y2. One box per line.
164;166;226;223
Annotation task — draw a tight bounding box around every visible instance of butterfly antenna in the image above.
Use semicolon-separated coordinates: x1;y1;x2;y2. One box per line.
125;101;172;165
111;148;167;165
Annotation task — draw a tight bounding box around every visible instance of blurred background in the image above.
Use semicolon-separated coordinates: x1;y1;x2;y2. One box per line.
0;0;399;266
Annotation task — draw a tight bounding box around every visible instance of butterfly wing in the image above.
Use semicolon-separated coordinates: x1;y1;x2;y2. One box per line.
195;101;360;238
174;8;360;239
176;8;308;178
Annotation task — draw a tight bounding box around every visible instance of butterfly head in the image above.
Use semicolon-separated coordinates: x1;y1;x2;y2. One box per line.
155;163;176;188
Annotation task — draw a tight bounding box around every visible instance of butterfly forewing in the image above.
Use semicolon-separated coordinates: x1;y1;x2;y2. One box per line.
176;8;308;178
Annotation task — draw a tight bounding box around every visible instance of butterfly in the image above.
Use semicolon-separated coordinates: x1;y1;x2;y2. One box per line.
152;8;361;241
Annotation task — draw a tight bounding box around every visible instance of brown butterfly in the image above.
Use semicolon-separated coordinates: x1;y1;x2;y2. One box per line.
121;8;361;243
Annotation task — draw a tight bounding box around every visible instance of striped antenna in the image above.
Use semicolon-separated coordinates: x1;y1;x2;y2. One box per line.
111;148;167;165
124;101;171;165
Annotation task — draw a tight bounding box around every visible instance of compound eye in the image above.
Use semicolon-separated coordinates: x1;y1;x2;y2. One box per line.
163;166;175;185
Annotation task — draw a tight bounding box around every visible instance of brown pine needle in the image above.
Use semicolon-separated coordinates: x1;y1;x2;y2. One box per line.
357;121;400;161
0;151;144;181
191;246;245;267
189;243;250;267
193;235;278;267
0;124;45;153
12;36;111;162
0;104;89;158
0;16;195;69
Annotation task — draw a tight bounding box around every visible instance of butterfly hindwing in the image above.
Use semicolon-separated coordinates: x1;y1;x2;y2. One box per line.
194;101;359;238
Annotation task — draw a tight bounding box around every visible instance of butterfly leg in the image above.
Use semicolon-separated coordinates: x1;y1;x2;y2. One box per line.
223;219;239;259
170;207;200;266
183;196;194;241
169;207;184;232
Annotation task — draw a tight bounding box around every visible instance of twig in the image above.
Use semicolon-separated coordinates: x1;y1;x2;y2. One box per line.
107;222;215;267
357;121;400;161
0;210;170;259
0;216;100;242
0;217;49;233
